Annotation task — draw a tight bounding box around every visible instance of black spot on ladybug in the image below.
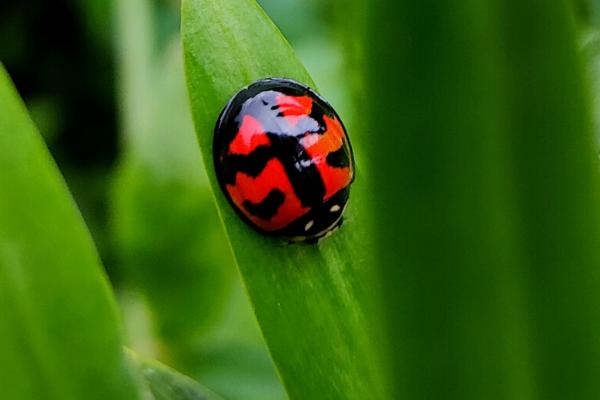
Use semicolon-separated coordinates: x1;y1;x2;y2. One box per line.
243;189;285;220
266;132;325;208
326;146;350;168
221;145;274;183
308;104;329;132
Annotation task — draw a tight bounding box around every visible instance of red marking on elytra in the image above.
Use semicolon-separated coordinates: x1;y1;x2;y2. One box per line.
277;95;313;126
226;158;309;231
229;115;271;155
302;115;353;199
277;95;313;116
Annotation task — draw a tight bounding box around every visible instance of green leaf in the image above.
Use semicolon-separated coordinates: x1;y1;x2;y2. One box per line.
365;1;600;399
0;65;140;399
498;2;600;398
182;1;382;399
129;351;223;400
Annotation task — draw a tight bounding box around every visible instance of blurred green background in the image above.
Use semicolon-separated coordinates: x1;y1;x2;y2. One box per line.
2;0;600;399
0;0;352;399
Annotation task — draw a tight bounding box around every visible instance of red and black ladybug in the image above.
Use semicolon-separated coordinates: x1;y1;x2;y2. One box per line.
213;78;355;242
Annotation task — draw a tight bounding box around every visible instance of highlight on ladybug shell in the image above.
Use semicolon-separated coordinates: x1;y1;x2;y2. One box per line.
213;78;355;242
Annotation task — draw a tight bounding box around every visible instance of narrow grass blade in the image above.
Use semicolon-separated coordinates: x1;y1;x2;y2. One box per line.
182;0;382;398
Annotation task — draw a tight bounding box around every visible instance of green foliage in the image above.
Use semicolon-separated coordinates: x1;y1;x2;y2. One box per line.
4;0;600;399
365;1;600;399
182;0;382;399
0;64;140;400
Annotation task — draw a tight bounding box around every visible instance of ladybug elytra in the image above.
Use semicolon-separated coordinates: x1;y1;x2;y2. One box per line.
213;78;355;242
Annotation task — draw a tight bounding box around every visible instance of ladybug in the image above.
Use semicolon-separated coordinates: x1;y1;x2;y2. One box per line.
213;78;355;242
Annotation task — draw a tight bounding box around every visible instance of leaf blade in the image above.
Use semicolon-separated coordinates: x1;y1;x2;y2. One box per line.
364;0;600;399
0;64;141;400
182;1;382;399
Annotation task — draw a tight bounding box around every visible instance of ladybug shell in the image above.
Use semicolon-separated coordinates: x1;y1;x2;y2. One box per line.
213;78;355;242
